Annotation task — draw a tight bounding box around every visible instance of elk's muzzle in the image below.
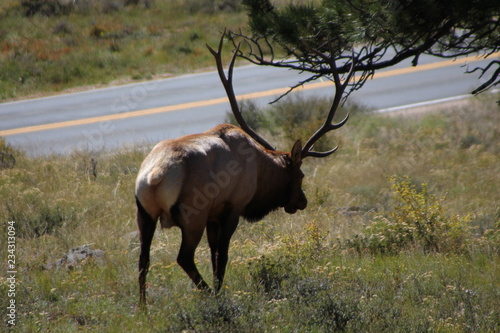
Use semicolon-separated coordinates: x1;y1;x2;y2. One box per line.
285;194;307;214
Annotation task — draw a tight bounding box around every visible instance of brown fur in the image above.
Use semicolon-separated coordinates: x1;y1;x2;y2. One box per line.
136;124;307;304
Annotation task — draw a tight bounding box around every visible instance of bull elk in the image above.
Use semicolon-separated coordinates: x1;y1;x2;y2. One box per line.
135;35;353;306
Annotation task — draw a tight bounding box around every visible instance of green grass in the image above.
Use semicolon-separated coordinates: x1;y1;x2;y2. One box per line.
0;0;247;101
0;93;499;331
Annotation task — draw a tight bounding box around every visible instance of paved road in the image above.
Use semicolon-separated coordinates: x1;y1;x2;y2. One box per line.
0;53;495;156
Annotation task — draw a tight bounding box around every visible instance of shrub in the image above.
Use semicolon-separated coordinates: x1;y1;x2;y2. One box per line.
174;295;244;332
310;292;359;331
225;95;367;150
20;0;72;16
18;0;154;17
225;99;272;132
282;218;330;261
477;217;500;255
52;21;72;35
0;138;18;169
347;176;473;254
5;194;74;238
249;255;291;299
184;0;241;14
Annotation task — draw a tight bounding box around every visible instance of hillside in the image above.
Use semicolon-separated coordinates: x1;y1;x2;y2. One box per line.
0;0;246;101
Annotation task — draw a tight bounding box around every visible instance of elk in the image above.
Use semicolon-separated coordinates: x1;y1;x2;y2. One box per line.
135;35;353;306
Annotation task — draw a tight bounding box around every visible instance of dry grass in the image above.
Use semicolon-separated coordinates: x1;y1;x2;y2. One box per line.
0;93;499;331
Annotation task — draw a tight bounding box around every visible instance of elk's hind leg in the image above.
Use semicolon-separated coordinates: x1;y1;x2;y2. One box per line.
136;197;157;307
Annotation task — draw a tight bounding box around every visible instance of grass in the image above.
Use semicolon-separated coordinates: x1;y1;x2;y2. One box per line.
0;0;247;101
0;91;499;331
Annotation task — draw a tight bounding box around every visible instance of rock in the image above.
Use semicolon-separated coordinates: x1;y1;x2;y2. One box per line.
45;244;105;270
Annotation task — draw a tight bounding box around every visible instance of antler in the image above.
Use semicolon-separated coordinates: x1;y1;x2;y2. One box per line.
207;32;275;151
301;49;355;159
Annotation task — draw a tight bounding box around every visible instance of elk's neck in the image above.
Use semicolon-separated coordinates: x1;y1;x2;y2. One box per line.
260;151;290;193
242;150;291;222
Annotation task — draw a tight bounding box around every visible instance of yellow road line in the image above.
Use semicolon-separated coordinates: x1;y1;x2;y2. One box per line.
2;53;498;137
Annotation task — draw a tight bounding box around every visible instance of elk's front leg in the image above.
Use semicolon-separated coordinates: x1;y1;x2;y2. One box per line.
177;224;210;291
207;212;239;292
207;221;220;285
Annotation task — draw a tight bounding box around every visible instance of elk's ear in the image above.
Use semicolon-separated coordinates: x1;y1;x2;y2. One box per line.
291;140;303;165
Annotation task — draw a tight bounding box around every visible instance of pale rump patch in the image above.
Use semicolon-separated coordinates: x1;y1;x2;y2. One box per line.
147;166;165;186
135;144;184;226
155;163;183;228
